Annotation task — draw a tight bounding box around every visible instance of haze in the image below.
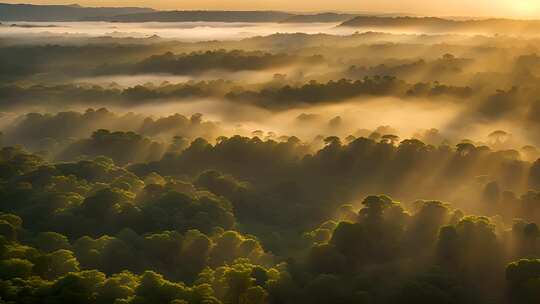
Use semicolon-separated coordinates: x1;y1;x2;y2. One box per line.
3;2;540;304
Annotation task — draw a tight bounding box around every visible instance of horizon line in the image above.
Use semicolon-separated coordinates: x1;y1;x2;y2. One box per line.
1;2;540;21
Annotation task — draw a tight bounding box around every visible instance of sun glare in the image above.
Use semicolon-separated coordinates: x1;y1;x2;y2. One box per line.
4;1;540;304
510;0;540;17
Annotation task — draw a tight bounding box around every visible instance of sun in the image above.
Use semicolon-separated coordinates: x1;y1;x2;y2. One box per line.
510;0;540;18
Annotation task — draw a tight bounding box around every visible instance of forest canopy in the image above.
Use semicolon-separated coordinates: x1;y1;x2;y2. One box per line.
2;5;540;304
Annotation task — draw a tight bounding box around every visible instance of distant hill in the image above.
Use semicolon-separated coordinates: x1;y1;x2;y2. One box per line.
3;2;538;32
85;10;294;22
339;16;540;34
0;3;154;21
0;4;366;23
279;13;360;23
341;16;457;28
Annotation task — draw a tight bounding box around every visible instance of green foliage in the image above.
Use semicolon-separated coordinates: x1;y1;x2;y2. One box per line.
0;258;34;279
0;118;538;304
506;259;540;304
4;23;540;304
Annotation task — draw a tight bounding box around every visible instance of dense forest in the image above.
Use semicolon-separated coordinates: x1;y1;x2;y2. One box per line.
2;4;540;303
2;135;540;304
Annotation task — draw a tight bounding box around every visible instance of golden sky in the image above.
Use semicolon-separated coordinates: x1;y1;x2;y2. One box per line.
3;0;540;18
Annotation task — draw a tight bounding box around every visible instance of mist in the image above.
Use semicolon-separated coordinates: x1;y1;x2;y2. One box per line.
0;21;353;40
2;6;540;304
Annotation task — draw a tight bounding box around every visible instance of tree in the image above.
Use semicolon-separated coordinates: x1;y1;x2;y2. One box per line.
381;134;400;145
488;130;510;145
48;270;106;304
79;188;124;218
0;220;16;241
506;259;540;304
34;249;80;280
482;181;501;205
529;159;540;190
0;258;33;279
33;232;70;253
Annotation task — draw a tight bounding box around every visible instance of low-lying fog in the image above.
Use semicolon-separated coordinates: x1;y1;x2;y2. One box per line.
2;20;532;42
124;96;458;138
73;69;297;86
2;94;529;149
0;21;352;40
2;19;540;152
119;98;535;146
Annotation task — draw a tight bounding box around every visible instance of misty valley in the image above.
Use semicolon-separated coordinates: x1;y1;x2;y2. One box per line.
2;3;540;304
